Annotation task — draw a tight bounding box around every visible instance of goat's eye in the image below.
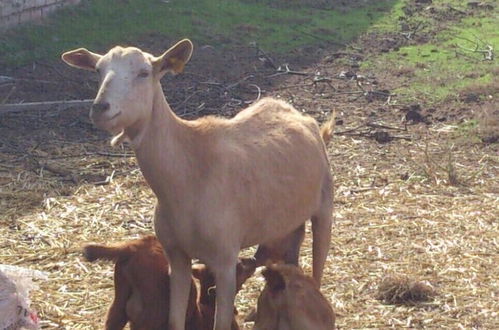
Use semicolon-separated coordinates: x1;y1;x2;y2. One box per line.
95;67;101;74
138;71;149;78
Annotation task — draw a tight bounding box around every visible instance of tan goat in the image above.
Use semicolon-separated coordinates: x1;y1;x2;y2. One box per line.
61;39;334;330
253;263;335;330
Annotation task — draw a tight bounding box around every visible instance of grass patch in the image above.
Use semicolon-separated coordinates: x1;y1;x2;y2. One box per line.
456;119;479;134
369;0;406;32
453;119;482;143
0;0;397;67
363;2;498;104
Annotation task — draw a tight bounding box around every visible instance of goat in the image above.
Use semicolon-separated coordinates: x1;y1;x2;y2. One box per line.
83;236;201;330
62;39;334;330
253;263;335;330
191;258;257;330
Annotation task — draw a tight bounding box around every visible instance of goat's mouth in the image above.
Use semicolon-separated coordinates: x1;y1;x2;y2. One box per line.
91;111;121;124
91;111;122;132
108;111;122;121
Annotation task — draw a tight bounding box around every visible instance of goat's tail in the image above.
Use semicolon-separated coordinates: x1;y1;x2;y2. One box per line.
320;110;337;145
83;243;132;262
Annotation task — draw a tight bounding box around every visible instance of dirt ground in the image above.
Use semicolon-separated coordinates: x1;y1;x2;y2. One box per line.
1;1;498;329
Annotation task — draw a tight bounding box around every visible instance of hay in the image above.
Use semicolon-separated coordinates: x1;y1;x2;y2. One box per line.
376;273;435;305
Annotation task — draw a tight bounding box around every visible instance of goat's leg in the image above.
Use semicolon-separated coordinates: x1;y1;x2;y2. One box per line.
311;212;332;285
311;181;333;285
282;224;305;265
311;215;331;284
213;259;238;330
166;248;192;330
253;245;271;267
105;263;130;330
254;224;305;266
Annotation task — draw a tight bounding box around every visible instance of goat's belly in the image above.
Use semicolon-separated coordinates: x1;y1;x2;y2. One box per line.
240;211;312;248
237;175;323;247
154;143;329;258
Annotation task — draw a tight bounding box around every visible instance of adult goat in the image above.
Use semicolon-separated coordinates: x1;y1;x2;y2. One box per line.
62;39;334;330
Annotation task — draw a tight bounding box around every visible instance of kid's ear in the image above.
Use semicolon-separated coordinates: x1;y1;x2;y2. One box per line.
61;48;102;71
262;265;286;293
152;39;193;76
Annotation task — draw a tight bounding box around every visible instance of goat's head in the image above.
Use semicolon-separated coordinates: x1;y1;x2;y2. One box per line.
61;39;193;136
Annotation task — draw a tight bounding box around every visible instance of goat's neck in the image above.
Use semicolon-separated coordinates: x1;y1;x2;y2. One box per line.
128;83;195;199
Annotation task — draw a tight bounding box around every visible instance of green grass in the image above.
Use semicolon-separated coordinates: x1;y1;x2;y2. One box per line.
3;0;495;107
0;0;397;66
369;0;406;32
363;1;498;104
455;119;480;139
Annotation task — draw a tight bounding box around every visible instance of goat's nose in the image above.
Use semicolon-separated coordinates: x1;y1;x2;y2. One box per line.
91;102;110;113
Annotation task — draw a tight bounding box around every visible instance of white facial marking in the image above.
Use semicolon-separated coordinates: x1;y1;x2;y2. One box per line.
90;47;155;134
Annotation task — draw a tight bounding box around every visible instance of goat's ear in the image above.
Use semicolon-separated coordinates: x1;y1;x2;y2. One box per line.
153;39;193;76
262;266;286;293
61;48;102;71
191;263;207;280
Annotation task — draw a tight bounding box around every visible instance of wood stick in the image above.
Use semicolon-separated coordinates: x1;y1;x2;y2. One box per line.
0;99;94;114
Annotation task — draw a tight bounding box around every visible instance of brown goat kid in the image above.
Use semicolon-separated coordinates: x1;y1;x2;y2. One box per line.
253;264;335;330
83;236;201;330
84;236;258;330
62;39;334;330
191;259;257;330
